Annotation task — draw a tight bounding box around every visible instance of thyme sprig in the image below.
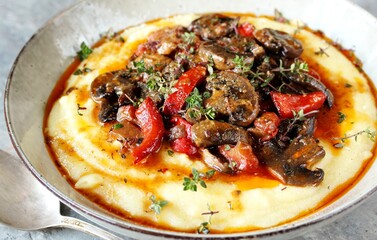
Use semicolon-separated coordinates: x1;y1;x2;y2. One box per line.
232;55;252;75
183;168;215;192
232;55;276;90
315;46;330;57
185;88;216;120
149;195;169;214
132;59;153;74
279;109;319;142
182;32;196;44
273;59;309;77
197;204;219;234
332;128;377;148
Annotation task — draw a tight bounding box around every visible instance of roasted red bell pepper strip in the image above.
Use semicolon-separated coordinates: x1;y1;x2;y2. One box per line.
237;22;255;37
270;91;326;118
169;116;198;156
132;97;164;164
163;66;207;115
219;142;259;174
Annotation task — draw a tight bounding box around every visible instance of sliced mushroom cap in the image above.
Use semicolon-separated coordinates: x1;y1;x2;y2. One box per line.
254;28;303;58
217;35;266;60
91;70;139;123
257;136;325;186
198;43;254;70
205;71;260;127
189;14;238;40
191;119;252;148
147;26;188;55
90;70;137;103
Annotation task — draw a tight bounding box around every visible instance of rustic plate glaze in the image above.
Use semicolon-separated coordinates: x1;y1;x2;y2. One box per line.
4;0;377;239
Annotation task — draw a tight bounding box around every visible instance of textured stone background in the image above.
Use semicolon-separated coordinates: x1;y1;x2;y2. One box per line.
0;0;376;239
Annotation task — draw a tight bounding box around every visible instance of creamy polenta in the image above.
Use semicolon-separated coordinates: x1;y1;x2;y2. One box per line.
45;13;377;233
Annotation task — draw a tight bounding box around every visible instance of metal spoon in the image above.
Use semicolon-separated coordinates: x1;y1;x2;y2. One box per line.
0;149;124;240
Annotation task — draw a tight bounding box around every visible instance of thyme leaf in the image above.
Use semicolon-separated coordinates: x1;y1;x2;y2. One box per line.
232;55;252;75
197;204;219;234
197;222;210;234
337;112;346;124
112;123;124;130
73;67;92;75
186;88;203;109
77;42;93;61
183;168;215;192
132;59;153;74
149;195;168;214
167;149;174;156
185;88;216;121
182;32;195;44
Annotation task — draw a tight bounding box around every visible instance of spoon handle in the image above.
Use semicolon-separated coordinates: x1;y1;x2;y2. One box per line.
59;216;125;240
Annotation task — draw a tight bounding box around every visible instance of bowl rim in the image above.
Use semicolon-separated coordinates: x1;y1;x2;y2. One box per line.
4;0;377;238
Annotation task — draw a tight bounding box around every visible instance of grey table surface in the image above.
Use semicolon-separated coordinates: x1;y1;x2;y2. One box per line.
1;0;377;239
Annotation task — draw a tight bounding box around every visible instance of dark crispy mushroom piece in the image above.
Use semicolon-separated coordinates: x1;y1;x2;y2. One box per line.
98;99;118;122
287;72;334;107
91;70;137;103
257;136;325;186
189;14;238;41
217;35;266;60
90;70;138;122
205;71;260;127
254;28;303;58
191;119;252;148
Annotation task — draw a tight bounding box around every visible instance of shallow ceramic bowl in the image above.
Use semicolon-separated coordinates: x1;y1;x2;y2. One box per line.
4;0;377;239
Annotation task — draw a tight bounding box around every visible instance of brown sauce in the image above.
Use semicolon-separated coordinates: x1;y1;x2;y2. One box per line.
43;13;377;234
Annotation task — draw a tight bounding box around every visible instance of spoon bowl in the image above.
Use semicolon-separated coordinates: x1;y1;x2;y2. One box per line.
0;150;123;240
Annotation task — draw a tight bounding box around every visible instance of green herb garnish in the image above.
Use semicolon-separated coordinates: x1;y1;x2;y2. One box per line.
186;88;203;109
183;168;215;192
77;42;93;61
197;222;210;234
232;55;252;75
133;59;153;74
337;112;346;124
185;88;216;121
113;123;124;130
167;150;174;156
332;128;377;148
73;67;92;75
149;195;168;214
197;204;219;234
182;32;195;44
